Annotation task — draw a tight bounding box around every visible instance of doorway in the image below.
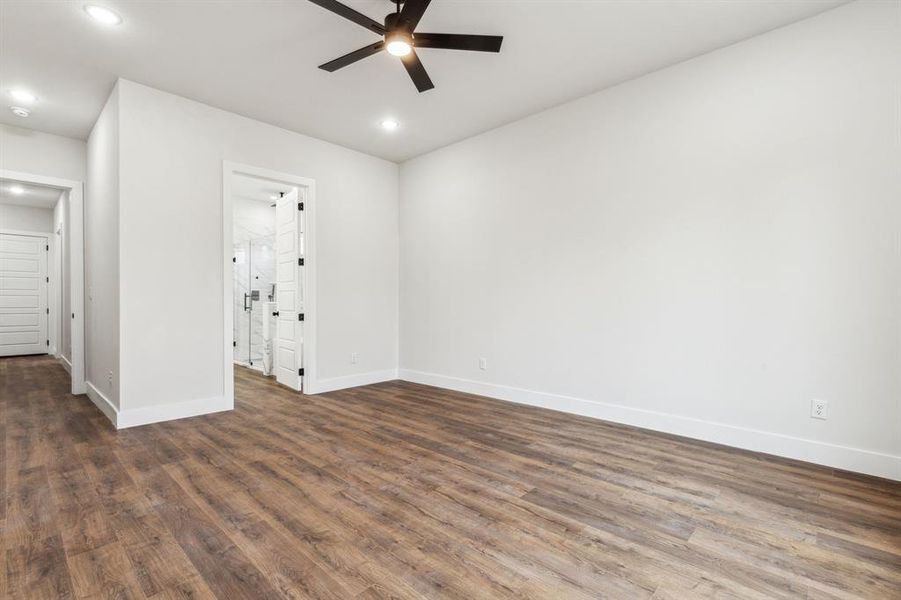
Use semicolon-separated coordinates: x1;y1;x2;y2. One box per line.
0;170;86;394
222;162;316;402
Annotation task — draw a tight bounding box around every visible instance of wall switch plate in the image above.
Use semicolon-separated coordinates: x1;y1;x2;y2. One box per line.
351;352;358;364
811;399;828;420
478;357;487;371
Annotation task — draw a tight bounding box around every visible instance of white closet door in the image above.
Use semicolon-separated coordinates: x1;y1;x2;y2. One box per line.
274;188;303;390
0;233;48;357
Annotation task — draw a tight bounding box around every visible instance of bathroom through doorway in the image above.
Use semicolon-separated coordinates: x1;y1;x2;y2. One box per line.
223;162;315;400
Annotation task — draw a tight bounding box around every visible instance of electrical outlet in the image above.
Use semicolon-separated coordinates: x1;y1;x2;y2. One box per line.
107;370;114;389
351;352;358;365
811;399;828;420
478;357;487;371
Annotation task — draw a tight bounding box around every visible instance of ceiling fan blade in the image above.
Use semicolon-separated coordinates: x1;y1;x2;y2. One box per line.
399;0;432;31
307;0;385;34
401;50;434;93
414;33;503;53
319;41;385;72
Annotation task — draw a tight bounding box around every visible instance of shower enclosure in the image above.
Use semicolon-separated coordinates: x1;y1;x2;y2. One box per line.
233;235;277;372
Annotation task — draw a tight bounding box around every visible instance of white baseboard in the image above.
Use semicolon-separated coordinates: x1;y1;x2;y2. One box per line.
85;382;232;430
85;381;118;426
117;396;233;429
307;369;398;394
58;354;72;374
398;369;901;482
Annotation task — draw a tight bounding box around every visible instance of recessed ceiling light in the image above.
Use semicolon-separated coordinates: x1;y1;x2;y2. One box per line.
380;119;400;131
9;186;25;195
84;4;122;25
9;89;37;103
269;195;278;200
9;106;30;118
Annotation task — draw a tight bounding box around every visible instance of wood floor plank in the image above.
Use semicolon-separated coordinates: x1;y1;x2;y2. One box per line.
154;497;284;600
46;467;118;557
5;533;76;599
4;465;59;548
146;573;217;600
0;424;7;523
65;541;144;599
2;355;899;599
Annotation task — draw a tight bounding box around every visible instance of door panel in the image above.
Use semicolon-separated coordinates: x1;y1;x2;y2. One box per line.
0;331;40;345
275;188;303;391
0;233;48;356
0;314;39;327
0;295;40;308
0;238;39;253
2;276;39;290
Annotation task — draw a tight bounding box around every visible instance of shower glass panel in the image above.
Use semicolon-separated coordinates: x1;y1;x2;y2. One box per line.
233;235;276;370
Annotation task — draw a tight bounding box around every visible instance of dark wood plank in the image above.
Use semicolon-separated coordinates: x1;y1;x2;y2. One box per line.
2;355;899;599
65;541;144;599
5;533;76;599
153;499;283;599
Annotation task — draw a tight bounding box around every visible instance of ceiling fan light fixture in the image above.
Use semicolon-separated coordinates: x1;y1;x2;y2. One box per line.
310;0;503;93
385;32;412;57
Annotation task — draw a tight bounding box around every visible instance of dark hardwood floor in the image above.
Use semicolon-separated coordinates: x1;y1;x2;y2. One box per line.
1;355;900;599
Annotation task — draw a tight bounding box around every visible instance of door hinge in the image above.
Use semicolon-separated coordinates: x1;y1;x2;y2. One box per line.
232;257;236;263
46;308;49;314
272;311;280;317
298;368;304;376
233;341;236;347
298;313;304;321
46;340;49;346
45;276;49;283
298;202;304;211
46;244;49;251
298;257;304;266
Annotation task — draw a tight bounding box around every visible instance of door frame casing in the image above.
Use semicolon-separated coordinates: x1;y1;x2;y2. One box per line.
0;169;86;394
54;220;63;359
222;161;317;404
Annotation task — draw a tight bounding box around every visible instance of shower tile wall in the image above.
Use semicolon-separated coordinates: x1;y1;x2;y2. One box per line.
234;198;277;371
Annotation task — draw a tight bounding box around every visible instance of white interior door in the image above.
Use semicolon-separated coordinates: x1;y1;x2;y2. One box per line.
275;188;304;390
0;233;48;357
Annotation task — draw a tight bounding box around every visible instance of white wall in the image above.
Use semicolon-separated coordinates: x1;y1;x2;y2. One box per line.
85;84;120;408
116;79;398;413
0;203;53;232
399;1;900;479
0;124;86;181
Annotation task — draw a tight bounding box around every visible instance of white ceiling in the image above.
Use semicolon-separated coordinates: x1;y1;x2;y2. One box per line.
0;0;847;162
0;178;62;209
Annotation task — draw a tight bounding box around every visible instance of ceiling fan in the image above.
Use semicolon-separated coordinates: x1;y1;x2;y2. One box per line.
308;0;504;92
